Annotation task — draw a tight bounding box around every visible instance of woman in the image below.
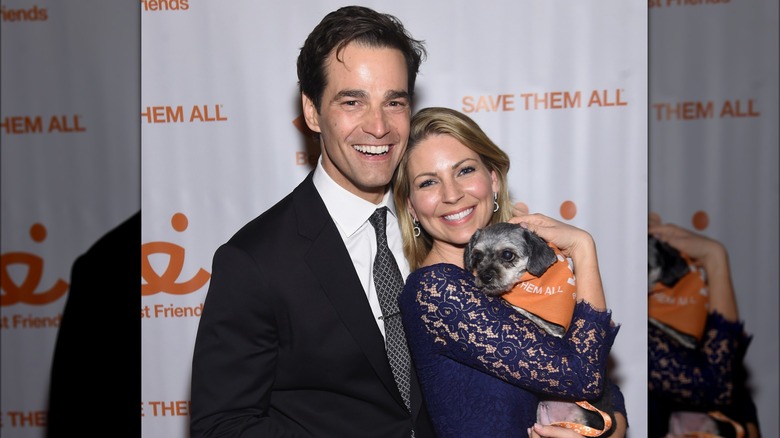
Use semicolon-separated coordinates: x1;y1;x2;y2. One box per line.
393;107;625;437
648;215;758;438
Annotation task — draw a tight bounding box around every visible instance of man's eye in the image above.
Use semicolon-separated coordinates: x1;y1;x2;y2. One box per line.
501;250;515;262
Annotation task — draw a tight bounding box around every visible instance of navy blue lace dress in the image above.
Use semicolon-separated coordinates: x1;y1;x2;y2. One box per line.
399;263;620;437
648;312;755;437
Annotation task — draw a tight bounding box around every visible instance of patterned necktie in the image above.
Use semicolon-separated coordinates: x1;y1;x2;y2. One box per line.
368;207;412;414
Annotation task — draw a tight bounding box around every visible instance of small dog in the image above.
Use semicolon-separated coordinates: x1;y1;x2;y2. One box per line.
647;235;699;349
464;222;562;335
465;222;614;436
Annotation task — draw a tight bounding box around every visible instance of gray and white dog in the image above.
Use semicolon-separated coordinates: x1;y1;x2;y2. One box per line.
464;222;563;336
647;234;698;349
464;222;615;435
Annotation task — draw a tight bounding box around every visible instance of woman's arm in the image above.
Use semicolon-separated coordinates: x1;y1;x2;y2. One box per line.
647;217;749;406
648;220;739;322
405;266;618;400
648;312;748;407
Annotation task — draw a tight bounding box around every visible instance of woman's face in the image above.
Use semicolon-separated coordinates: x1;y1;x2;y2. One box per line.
406;134;499;248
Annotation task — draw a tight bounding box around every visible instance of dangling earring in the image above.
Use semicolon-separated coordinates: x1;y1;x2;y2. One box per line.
493;192;500;213
413;219;421;238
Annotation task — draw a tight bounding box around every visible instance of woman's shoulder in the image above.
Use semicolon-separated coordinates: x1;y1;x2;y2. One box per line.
405;263;471;285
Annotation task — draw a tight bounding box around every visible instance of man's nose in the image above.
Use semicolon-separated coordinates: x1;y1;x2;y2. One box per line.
362;106;390;138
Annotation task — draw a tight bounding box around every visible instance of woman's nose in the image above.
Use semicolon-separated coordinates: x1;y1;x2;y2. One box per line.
441;181;464;203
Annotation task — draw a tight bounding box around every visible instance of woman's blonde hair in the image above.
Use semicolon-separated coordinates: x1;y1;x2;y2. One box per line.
393;107;512;271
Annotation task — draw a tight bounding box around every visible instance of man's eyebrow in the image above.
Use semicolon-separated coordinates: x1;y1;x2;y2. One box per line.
331;89;410;102
386;90;410;101
333;89;368;101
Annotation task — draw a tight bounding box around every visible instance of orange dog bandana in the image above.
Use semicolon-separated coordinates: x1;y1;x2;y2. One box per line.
503;245;612;436
648;250;709;343
501;245;577;332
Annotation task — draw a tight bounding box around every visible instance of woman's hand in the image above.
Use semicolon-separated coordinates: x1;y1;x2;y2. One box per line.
528;411;627;438
509;211;605;310
648;218;727;274
528;423;587;438
510;213;596;262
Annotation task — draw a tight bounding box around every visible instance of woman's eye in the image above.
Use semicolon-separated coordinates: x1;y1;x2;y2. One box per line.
458;166;476;176
501;250;515;262
418;179;435;189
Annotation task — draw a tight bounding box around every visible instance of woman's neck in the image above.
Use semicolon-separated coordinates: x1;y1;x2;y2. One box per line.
423;243;465;269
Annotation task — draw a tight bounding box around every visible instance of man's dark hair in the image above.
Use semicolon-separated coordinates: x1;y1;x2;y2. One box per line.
297;5;426;112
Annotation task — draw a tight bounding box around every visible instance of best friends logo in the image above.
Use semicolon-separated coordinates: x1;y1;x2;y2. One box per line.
1;223;68;307
142;212;210;296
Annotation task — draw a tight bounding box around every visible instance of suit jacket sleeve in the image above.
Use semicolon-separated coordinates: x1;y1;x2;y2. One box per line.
190;243;297;437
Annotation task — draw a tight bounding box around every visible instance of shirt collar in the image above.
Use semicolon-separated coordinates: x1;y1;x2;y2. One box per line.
312;157;399;237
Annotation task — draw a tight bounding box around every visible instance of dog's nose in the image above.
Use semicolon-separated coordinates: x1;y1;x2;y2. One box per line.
480;272;494;284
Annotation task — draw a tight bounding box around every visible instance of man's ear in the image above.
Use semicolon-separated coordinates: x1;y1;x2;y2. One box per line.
302;94;321;134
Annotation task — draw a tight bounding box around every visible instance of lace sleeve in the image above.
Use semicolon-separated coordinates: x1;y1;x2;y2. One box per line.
648;311;749;407
406;265;619;400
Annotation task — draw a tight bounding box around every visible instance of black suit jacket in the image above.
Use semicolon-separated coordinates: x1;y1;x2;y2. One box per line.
47;211;141;437
191;173;434;437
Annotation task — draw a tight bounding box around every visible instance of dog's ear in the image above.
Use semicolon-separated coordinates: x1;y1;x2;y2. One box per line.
524;229;558;277
649;235;690;287
464;228;483;271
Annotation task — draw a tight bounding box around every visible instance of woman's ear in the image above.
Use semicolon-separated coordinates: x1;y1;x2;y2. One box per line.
490;170;500;194
302;94;321;133
407;199;418;222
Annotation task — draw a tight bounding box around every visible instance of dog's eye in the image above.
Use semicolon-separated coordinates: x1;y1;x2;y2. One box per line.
471;251;484;264
501;250;515;262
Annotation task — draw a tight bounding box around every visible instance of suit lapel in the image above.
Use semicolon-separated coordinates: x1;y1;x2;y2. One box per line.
293;175;405;408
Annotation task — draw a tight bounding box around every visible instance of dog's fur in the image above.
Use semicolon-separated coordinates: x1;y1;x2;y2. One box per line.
647;234;698;349
464;222;563;336
465;222;614;434
648;234;691;291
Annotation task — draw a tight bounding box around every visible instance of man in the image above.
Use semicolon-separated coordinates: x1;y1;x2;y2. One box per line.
190;6;433;437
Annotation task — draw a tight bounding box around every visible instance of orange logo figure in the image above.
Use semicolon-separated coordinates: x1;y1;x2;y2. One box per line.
1;223;69;306
560;200;577;220
692;210;709;231
142;213;210;296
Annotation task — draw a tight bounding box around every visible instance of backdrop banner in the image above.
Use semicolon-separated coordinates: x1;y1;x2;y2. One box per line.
4;1;775;437
1;2;140;438
649;0;779;434
140;1;647;437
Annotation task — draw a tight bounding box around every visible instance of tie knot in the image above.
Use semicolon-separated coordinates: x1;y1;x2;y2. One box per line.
369;207;389;232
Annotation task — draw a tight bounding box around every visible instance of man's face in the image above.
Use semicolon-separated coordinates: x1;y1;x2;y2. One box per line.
302;42;410;204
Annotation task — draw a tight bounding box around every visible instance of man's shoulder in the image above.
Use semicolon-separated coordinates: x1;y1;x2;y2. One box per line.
227;174;325;245
229;189;298;242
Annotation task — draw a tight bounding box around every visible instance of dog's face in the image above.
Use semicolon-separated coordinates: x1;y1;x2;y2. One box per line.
464;222;558;296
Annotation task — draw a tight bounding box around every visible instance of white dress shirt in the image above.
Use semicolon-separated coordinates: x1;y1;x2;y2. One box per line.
312;159;411;339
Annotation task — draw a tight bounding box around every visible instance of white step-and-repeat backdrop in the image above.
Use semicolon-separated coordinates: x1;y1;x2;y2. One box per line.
649;1;779;434
1;1;777;438
1;2;140;437
140;1;647;437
